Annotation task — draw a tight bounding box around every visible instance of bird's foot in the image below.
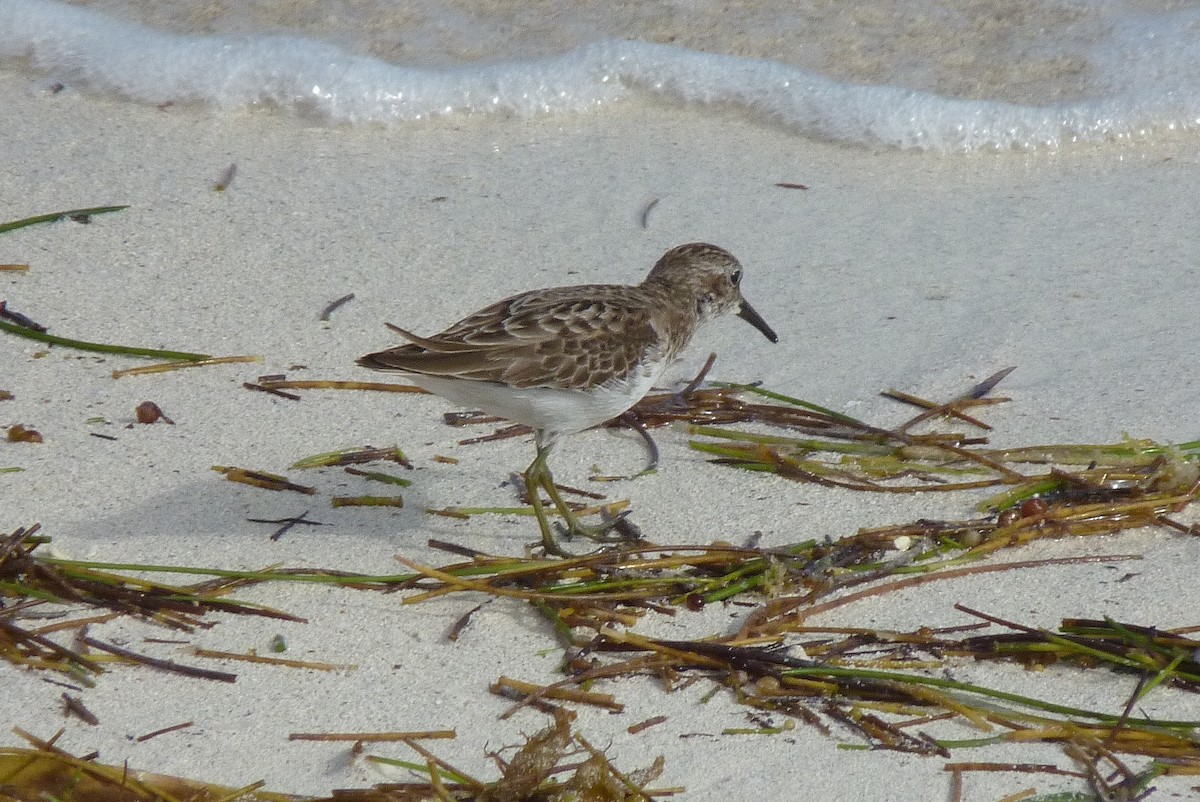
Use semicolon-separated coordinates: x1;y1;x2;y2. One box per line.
556;508;642;545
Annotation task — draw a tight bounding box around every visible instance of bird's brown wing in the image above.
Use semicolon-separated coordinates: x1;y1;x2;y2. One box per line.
357;286;665;390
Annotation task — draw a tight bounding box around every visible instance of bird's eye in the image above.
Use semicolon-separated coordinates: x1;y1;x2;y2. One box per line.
730;269;742;286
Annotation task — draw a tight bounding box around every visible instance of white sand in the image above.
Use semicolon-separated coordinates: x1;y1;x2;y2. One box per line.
3;79;1199;799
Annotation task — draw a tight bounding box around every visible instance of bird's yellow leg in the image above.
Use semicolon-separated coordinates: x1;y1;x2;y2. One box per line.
524;443;623;554
539;466;626;544
524;447;569;557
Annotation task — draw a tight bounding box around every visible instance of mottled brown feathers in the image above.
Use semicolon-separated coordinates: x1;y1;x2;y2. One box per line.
357;286;663;390
357;242;776;392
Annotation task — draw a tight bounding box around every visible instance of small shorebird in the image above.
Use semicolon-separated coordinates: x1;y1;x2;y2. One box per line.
358;242;777;555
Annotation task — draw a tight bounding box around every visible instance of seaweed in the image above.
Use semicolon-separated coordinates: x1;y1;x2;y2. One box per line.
0;524;302;681
6;370;1200;799
0;205;129;234
0;711;671;802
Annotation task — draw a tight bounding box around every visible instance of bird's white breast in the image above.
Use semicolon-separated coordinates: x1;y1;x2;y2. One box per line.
409;360;666;437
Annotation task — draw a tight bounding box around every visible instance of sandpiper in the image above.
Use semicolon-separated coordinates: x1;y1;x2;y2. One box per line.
358;242;777;555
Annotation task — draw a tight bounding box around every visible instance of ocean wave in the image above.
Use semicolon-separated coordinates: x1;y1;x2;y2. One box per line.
2;0;1199;151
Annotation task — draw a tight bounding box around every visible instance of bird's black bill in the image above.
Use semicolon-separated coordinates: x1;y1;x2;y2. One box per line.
738;300;778;343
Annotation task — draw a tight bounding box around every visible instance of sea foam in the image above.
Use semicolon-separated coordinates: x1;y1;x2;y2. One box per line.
3;0;1200;151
